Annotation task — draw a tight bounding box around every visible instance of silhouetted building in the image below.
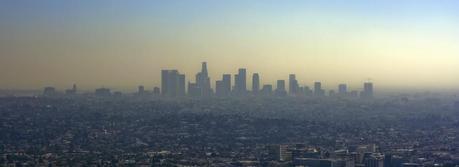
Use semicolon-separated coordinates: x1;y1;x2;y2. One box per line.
289;74;299;95
215;80;224;96
195;62;212;97
138;85;145;95
43;87;56;96
178;74;186;96
261;84;273;96
216;74;232;97
361;82;374;98
314;82;325;96
65;84;77;95
234;68;247;95
95;88;111;96
252;73;260;95
276;80;287;96
161;70;185;97
338;84;347;95
222;74;231;96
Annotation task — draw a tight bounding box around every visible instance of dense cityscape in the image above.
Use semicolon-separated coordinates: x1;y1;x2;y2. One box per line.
1;62;459;167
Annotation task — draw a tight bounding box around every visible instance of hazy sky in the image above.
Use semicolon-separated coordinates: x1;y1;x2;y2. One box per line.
1;0;458;91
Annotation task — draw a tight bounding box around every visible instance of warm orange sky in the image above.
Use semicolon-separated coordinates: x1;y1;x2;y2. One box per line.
1;1;459;91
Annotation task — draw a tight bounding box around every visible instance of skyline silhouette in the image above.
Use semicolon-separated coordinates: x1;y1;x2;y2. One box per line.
1;1;459;90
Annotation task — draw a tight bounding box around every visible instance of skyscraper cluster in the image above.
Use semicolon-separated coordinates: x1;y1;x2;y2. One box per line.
161;62;374;98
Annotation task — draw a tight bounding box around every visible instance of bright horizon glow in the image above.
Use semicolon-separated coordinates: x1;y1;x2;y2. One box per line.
1;0;459;92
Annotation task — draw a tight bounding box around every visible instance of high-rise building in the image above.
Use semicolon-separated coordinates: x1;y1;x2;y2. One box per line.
138;85;145;95
222;74;231;96
314;82;325;96
289;74;299;95
252;73;260;95
178;74;186;96
161;70;185;97
276;80;287;96
338;84;347;96
215;80;224;96
261;84;273;96
234;68;247;95
361;82;374;98
195;62;212;97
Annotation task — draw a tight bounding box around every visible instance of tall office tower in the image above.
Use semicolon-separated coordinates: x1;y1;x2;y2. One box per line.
338;84;347;95
252;73;260;95
161;70;169;96
314;82;324;96
289;74;299;95
195;62;212;97
167;70;179;96
215;80;224;96
233;68;247;95
361;82;374;98
233;74;239;95
138;85;145;95
222;74;231;96
275;80;287;96
177;74;186;96
161;69;185;97
261;84;273;96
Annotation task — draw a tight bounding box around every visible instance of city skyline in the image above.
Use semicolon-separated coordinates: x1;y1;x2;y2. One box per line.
1;0;459;90
41;62;376;97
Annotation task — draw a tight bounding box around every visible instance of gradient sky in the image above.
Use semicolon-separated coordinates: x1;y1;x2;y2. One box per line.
1;0;459;92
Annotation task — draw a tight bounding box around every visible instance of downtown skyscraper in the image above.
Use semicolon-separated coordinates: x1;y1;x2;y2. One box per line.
233;68;247;95
161;70;185;97
252;73;260;95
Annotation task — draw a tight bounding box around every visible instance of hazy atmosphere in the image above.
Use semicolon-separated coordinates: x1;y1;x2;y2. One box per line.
1;0;459;91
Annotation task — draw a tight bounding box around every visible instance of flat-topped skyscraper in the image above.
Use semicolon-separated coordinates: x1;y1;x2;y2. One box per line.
276;80;287;96
161;70;185;97
234;68;247;95
314;82;325;96
289;74;299;95
361;82;374;98
252;73;260;95
338;84;347;95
